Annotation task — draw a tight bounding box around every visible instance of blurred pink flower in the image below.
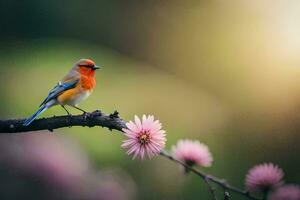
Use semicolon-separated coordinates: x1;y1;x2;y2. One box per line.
0;134;90;192
171;139;213;167
269;185;300;200
245;163;284;192
0;134;137;200
121;115;166;159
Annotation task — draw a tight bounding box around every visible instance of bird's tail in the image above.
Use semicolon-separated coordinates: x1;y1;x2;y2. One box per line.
23;105;49;126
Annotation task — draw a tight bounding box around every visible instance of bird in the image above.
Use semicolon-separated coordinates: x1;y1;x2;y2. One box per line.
23;58;100;126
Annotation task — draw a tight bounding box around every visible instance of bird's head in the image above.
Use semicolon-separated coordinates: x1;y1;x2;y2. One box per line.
74;59;100;76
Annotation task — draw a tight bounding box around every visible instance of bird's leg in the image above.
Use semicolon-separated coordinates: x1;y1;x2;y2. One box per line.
70;105;87;113
61;105;72;126
70;105;91;119
61;105;71;116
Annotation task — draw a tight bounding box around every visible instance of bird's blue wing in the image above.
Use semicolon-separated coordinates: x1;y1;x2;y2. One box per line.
40;79;79;106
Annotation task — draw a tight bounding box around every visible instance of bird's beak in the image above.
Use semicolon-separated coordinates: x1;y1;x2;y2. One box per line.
92;65;100;70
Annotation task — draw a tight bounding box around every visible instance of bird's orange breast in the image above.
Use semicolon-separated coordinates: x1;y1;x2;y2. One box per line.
80;75;96;90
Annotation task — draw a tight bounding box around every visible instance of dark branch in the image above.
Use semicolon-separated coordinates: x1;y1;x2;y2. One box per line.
0;110;126;133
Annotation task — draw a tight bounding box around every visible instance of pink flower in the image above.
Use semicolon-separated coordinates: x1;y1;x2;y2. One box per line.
171;139;213;167
245;163;284;192
121;115;166;159
269;185;300;200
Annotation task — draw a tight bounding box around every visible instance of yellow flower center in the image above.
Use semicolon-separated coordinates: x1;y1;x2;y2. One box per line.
138;131;151;145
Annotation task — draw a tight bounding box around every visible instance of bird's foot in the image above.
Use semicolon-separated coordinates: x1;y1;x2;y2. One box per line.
83;112;92;120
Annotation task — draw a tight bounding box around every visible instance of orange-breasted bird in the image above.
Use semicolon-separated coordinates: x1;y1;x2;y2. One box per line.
23;59;100;126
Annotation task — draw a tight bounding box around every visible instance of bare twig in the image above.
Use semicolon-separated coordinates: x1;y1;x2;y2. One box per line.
160;150;261;200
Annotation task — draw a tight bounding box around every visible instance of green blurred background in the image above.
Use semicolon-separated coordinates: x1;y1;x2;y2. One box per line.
0;0;299;199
